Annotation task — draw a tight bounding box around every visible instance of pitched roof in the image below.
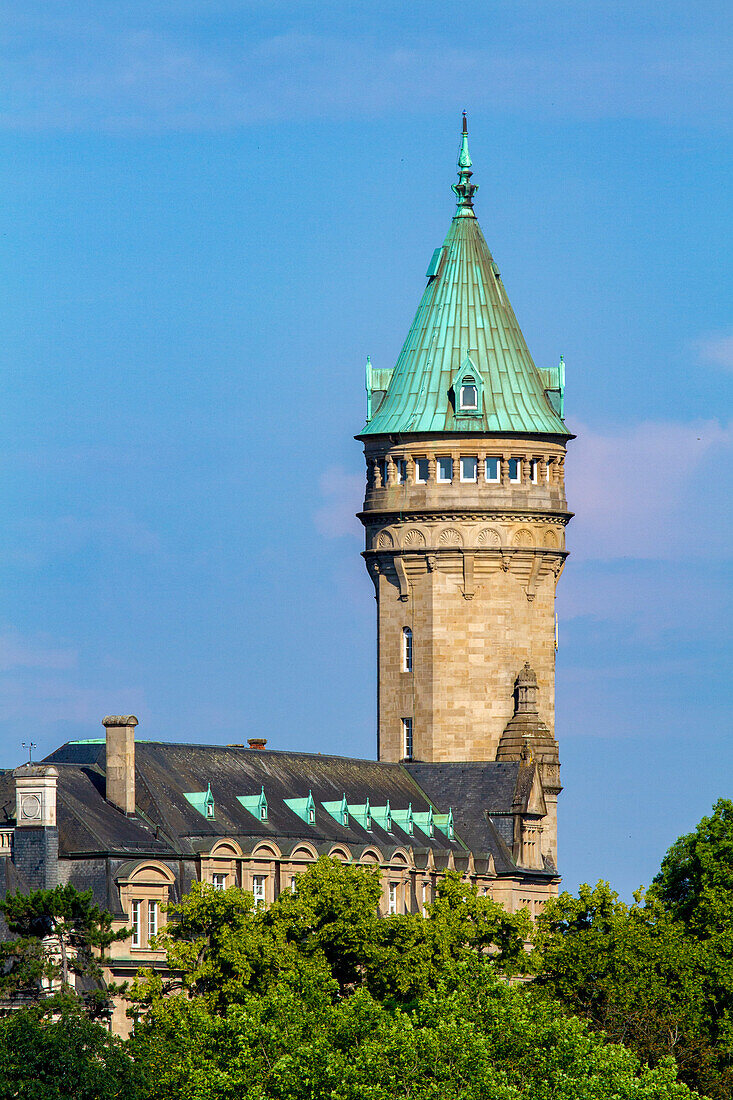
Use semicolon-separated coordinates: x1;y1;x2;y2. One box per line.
360;118;567;438
27;741;550;876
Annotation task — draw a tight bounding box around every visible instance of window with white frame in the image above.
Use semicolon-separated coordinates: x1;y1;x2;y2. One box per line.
402;627;413;672
508;458;521;483
402;717;414;761
460;456;477;482
388;882;398;915
308;806;315;825
252;875;266;907
148;901;158;940
422;881;430;915
459;379;478;409
212;873;227;891
415;458;429;484
529;459;538;483
485;456;500;482
395;459;406;484
379;459;388;487
130;900;141;948
290;876;297;894
437;457;453;483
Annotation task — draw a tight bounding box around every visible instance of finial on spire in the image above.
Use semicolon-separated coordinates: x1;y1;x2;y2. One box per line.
452;112;477;216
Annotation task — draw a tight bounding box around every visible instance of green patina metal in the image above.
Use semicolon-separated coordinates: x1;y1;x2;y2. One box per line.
237;786;268;822
391;803;414;836
433;807;455;840
361;115;567;438
184;782;215;820
412;806;435;838
349;798;372;830
284;790;317;825
321;793;350;827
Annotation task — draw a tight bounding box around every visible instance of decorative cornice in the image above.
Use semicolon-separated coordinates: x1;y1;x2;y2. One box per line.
359;510;573;526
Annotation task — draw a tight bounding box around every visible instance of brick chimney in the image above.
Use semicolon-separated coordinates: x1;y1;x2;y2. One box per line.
13;765;59;889
248;738;267;750
104;715;137;815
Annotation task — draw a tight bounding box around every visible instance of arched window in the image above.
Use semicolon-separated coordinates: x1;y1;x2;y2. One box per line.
402;627;413;672
459;378;478;409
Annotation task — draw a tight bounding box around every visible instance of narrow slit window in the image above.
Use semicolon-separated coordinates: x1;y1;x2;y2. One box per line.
415;458;429;484
148;901;158;940
131;901;141;948
509;458;521;483
402;717;414;761
485;457;500;482
379;459;388;487
402;627;413;672
388;882;398;915
460;456;477;482
395;459;406;484
422;882;429;915
437;457;453;483
290;876;297;894
529;459;538;483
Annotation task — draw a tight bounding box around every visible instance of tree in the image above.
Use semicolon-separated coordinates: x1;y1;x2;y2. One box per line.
0;884;128;1018
129;858;700;1099
650;798;733;933
0;1006;148;1100
131;962;701;1100
134;858;530;1012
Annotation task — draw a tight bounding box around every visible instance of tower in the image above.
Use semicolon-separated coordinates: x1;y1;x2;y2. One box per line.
357;116;572;862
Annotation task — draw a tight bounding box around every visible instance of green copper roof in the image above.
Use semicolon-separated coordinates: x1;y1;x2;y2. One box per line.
361;116;567;438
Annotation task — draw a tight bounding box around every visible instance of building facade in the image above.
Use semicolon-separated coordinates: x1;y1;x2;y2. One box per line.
0;117;570;1035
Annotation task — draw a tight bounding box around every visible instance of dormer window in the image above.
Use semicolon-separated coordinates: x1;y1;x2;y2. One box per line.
309;806;315;824
452;355;483;418
459;379;478;409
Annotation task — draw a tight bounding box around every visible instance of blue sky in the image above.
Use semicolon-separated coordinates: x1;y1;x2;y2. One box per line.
0;1;731;899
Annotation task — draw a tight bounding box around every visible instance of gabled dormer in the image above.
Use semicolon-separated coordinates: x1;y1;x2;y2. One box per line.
322;793;350;828
285;790;317;826
451;354;483;420
185;782;215;820
237;786;268;822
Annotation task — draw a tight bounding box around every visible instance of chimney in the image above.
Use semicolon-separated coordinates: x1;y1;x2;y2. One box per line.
104;715;138;815
13;765;59;889
248;738;267;750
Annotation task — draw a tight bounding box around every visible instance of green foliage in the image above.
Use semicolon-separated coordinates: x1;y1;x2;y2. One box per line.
0;1005;148;1100
130;964;699;1100
651;798;733;933
128;858;696;1099
0;884;128;1018
134;859;529;1013
533;867;733;1097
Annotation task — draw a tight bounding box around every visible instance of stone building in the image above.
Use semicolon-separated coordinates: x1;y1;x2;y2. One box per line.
0;116;571;1035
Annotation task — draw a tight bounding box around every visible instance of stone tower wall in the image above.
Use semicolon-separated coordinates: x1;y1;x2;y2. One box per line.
360;435;569;765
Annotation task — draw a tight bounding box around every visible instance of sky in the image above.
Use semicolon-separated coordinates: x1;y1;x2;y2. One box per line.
0;0;731;899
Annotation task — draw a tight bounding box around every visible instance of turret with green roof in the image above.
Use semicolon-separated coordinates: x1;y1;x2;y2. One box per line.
360;112;567;439
357;116;570;870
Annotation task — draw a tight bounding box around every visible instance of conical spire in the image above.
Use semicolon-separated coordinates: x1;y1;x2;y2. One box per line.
360;118;568;438
452;111;478;217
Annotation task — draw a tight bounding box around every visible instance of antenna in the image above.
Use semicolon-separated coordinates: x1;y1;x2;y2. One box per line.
22;741;37;764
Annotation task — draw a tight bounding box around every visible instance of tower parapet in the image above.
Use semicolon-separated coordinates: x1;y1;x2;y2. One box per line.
357;118;572;865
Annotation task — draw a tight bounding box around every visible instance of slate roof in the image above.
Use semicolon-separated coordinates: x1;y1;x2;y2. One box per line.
360;121;567;439
13;741;553;877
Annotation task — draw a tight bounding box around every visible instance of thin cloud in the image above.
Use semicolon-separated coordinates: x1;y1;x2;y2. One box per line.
566;418;733;562
1;12;730;132
696;330;733;371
